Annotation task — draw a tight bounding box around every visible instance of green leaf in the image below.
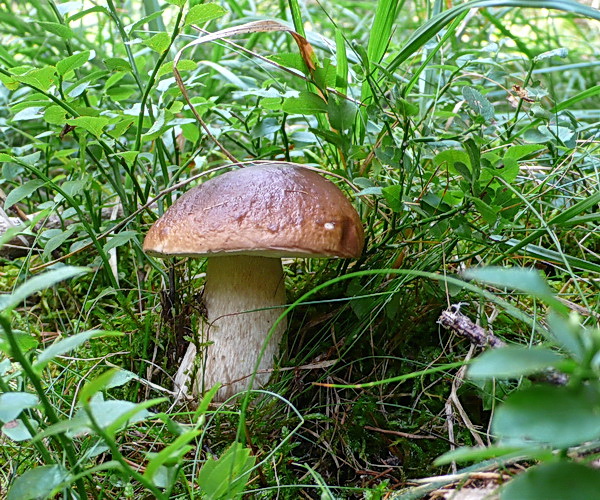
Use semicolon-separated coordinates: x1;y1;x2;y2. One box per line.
2;418;36;442
198;442;256;499
43;226;77;260
469;197;498;225
282;91;328;115
77;399;153;433
195;383;222;419
144;428;202;484
493;385;600;448
144;32;171;53
4;179;45;209
104;57;132;72
500;461;600;500
110;151;139;168
56;50;92;76
534;47;568;62
434;445;552;466
126;10;166;35
0;330;38;355
504;144;545;160
434;149;471;175
394;96;419;117
37;21;74;39
547;311;584;361
7;465;70;500
157;59;197;77
462;86;494;121
462;267;563;310
328;96;357;132
185;3;227;26
268;53;308;74
66;116;109;137
165;0;186;6
44;105;68;125
382;185;403;213
104;398;164;436
14;66;57;92
468;346;563;379
0;266;90;312
34;330;121;372
0;392;39;422
104;368;138;390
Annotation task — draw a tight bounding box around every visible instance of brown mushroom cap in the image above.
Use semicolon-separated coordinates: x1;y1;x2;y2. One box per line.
143;164;364;259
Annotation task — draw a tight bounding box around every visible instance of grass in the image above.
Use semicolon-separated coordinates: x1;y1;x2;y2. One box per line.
0;0;599;498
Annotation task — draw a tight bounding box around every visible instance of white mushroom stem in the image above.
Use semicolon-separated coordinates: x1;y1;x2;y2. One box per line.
174;255;287;402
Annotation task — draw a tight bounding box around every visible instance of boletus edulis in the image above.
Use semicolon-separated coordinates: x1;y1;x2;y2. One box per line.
143;163;364;401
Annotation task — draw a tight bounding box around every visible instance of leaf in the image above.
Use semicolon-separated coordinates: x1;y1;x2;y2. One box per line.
469;197;498;225
185;3;227;26
500;461;600;500
547;311;584;361
104;57;132;72
75;399;153;434
0;330;39;355
12;106;44;121
493;385;600;448
144;32;171;53
197;442;256;499
56;50;92;76
504;144;545;160
382;185;403;213
43;226;77;260
534;47;568;62
0;393;39;422
328;96;357;132
104;398;163;436
44;105;68;125
282;91;327;115
468;346;563;379
37;21;74;39
0;266;90;312
34;330;121;372
4;179;45;209
66;116;110;137
7;465;70;500
268;53;308;73
165;0;185;6
157;59;197;77
462;267;562;310
104;368;138;390
462;86;494;121
110;151;138;168
434;149;471;174
2;418;36;442
144;428;202;485
125;10;166;35
13;66;57;92
489;236;600;275
434;445;552;466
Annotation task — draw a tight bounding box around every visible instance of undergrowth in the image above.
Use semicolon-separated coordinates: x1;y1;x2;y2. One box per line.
0;0;599;498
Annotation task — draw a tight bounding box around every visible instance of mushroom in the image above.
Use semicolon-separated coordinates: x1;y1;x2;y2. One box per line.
143;163;364;401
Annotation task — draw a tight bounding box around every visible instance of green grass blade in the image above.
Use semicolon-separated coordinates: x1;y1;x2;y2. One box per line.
387;0;600;72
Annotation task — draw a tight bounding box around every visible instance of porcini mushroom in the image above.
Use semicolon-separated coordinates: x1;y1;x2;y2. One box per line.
143;163;364;401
